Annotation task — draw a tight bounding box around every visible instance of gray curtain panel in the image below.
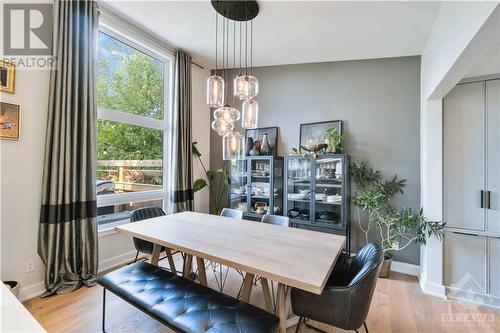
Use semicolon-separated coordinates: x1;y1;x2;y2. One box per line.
170;50;194;213
38;0;99;296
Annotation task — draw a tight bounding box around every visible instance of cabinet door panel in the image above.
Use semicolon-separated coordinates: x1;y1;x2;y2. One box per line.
444;82;485;231
445;232;487;292
490;237;500;296
486;79;500;233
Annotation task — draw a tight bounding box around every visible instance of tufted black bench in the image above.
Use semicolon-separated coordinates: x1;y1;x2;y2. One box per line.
98;261;279;333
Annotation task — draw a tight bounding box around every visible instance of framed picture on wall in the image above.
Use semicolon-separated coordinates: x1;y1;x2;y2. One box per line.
245;126;278;156
299;120;342;151
0;102;20;140
0;60;16;94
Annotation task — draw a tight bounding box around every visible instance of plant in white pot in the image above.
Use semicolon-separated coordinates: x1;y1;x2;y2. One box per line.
324;128;343;153
351;161;445;277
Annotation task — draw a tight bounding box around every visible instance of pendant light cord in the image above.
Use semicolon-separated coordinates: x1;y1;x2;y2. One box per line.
245;0;248;76
239;21;242;76
250;19;253;76
214;7;218;75
232;19;236;107
224;1;229;105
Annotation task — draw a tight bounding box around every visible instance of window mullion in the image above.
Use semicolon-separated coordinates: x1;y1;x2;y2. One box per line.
97;107;164;130
97;190;166;208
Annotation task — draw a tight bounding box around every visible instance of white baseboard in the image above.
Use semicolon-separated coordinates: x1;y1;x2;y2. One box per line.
418;273;447;299
18;281;46;302
391;260;420;276
18;250;138;302
98;250;138;273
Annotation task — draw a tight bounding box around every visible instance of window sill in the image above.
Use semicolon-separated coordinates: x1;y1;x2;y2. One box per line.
98;219;130;238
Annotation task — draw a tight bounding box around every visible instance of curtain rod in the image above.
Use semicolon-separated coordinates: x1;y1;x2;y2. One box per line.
97;4;205;70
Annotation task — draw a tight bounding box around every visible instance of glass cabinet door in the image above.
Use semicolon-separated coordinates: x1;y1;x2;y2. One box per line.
286;157;313;221
314;156;343;227
229;159;248;213
272;158;284;216
249;158;273;216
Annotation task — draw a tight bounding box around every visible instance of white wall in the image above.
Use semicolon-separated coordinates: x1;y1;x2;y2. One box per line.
419;2;499;297
0;68;50;301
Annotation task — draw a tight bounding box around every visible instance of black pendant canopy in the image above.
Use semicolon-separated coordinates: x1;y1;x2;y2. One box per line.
211;0;259;21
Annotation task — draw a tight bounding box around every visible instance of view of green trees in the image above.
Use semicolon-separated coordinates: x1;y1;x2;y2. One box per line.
96;32;165;186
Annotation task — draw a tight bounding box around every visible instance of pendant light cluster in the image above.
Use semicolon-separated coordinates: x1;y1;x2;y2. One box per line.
207;1;259;160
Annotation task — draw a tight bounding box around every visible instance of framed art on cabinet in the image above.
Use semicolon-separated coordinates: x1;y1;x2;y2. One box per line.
299;120;342;151
244;126;278;156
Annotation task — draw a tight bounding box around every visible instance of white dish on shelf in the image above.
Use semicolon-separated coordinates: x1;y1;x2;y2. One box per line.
315;193;327;201
288;193;305;200
326;195;342;202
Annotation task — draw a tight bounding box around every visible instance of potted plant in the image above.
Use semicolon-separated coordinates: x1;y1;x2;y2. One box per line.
324;128;343;153
192;142;231;215
351;161;445;277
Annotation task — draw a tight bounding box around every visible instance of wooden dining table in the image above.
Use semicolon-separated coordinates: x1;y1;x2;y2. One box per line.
115;211;345;333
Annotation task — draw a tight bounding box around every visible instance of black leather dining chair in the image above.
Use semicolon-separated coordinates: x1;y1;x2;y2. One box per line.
291;243;383;333
130;207;166;262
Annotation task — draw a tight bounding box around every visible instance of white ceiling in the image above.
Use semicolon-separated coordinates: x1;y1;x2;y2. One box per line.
103;1;442;69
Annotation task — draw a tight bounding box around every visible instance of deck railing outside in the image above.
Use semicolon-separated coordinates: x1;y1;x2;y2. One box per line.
97;159;163;192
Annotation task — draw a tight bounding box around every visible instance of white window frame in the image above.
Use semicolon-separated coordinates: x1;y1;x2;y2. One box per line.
96;16;174;229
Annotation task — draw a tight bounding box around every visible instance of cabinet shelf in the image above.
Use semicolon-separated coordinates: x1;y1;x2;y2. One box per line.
287;198;342;205
288;182;342;188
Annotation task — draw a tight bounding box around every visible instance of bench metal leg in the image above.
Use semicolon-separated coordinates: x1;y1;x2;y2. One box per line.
102;288;106;332
294;316;303;333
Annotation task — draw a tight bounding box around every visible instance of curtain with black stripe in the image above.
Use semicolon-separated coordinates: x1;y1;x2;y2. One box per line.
170;50;194;213
38;0;99;296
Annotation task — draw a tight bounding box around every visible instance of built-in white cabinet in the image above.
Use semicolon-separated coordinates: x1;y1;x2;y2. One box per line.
486;80;500;234
490;237;500;297
444;77;500;302
444;232;486;293
444;82;485;231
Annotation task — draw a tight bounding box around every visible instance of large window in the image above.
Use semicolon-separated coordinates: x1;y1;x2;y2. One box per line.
96;21;172;228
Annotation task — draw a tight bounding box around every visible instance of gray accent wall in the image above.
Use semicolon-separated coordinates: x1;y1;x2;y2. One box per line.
209;56;421;265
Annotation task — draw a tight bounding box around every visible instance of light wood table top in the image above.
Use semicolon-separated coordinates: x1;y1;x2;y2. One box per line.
116;211;345;294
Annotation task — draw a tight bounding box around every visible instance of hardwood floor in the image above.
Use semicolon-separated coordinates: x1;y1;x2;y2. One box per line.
24;255;500;333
